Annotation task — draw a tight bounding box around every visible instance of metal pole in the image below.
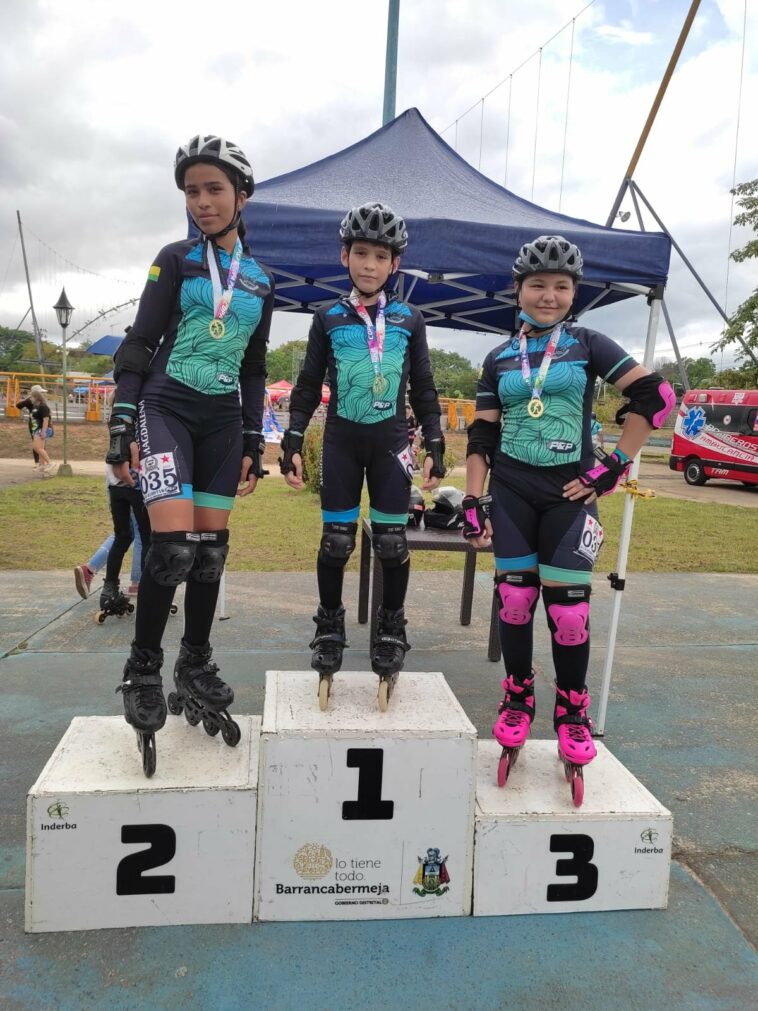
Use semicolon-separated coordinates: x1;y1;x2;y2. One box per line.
595;290;663;735
58;322;73;476
661;299;690;392
382;0;400;125
16;211;45;371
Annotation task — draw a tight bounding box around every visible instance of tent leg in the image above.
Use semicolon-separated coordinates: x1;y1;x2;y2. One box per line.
595;291;663;736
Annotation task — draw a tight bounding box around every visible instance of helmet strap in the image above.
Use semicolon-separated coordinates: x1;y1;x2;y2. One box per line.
348;269;385;300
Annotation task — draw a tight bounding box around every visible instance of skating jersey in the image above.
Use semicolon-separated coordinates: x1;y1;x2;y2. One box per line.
476;325;637;469
289;293;441;436
114;237;274;430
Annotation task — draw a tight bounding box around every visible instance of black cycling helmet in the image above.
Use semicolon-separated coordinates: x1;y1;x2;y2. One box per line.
174;135;255;197
512;235;583;281
424;486;465;530
408;486;426;528
339;202;408;254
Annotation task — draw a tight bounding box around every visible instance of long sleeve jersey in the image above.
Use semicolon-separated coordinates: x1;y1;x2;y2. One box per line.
288;292;442;441
113;237;274;432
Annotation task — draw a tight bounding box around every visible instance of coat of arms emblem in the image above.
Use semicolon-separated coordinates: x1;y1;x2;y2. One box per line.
413;847;450;896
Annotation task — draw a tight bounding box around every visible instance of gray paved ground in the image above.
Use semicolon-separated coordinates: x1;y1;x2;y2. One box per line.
0;568;756;1009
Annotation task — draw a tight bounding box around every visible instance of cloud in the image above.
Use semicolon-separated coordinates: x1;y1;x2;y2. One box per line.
595;23;655;46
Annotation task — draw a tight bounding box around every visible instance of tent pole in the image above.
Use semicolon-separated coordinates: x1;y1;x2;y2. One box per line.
382;0;400;125
595;287;663;736
631;180;758;366
661;299;690;392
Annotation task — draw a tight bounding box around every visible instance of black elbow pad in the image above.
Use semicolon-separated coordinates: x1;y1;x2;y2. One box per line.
615;373;676;429
113;337;157;381
466;418;501;465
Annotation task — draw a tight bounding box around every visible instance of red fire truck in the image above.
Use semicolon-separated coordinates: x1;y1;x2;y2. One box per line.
669;389;758;487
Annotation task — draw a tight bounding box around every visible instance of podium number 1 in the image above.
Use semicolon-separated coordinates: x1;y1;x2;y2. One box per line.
342;748;394;820
117;824;176;895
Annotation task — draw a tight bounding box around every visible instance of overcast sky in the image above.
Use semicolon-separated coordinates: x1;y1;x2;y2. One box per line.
0;0;755;371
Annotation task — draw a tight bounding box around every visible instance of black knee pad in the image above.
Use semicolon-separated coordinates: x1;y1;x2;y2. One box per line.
191;530;230;584
146;531;199;587
372;523;409;568
318;522;357;569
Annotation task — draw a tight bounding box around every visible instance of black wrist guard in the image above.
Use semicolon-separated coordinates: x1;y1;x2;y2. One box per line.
105;417;136;465
279;429;304;475
424;436;446;479
242;432;268;480
461;494;492;539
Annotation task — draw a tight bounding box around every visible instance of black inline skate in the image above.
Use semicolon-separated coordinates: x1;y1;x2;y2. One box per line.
168;640;241;747
96;579;134;624
371;606;410;711
116;644;166;778
310;605;348;711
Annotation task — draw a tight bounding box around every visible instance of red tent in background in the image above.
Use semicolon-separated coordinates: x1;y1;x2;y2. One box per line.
266;379;293;406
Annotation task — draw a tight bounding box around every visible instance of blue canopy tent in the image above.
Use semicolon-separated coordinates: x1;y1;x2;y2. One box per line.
243;107;671;335
87;334;124;356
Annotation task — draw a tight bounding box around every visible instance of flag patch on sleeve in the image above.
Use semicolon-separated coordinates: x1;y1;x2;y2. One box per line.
148;265;161;282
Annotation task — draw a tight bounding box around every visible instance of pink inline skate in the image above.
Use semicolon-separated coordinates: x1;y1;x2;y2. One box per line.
493;672;535;787
554;684;596;807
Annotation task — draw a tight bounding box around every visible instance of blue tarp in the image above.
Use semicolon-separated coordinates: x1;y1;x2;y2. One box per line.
240;108;671;335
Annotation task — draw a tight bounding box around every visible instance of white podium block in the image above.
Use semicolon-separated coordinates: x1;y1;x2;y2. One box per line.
255;671;477;921
474;740;672;916
26;715;260;932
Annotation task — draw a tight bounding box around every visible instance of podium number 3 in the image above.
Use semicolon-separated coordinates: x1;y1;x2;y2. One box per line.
546;834;598;902
342;748;394;820
117;824;176;895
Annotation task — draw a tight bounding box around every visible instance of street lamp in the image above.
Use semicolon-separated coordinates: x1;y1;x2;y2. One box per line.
53;288;74;477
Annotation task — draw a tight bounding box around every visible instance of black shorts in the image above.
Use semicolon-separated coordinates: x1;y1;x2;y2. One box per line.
136;373;242;511
490;456;602;584
320;417;412;526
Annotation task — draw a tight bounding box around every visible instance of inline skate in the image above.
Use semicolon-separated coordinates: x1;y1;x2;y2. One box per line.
116;644;166;778
371;606;410;711
493;671;535;787
309;605;348;711
95;579;134;624
554;684;596;807
168;640;241;746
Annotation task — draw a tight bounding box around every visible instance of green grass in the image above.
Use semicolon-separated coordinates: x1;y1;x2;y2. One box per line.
1;475;756;573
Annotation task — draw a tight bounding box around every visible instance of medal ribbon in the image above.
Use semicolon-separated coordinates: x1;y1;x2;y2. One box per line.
519;321;563;406
350;290;387;382
207;237;243;323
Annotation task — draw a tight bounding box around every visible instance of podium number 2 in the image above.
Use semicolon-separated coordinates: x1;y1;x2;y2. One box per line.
546;834;598;902
342;748;394;820
117;824;176;895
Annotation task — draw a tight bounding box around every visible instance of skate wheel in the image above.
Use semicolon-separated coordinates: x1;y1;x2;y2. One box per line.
127;603;135;614
497;750;512;788
167;691;183;716
139;733;156;778
95;611;106;624
184;705;201;727
377;679;390;712
570;767;584;808
202;715;220;737
170;604;178;615
221;720;241;747
318;677;330;711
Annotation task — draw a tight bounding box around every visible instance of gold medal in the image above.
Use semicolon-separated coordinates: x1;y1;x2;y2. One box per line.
209;318;225;339
372;373;388;396
527;397;544;419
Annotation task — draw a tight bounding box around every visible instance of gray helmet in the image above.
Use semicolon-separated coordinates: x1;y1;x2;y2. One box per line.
408;486;425;527
424;486;465;530
174;135;254;197
512;235;583;281
339;202;408;254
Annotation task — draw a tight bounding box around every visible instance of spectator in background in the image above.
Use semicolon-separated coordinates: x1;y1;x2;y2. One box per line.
16;385;53;475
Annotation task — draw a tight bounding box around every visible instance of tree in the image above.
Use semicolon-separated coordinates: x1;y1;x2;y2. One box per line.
714;178;758;366
266;339;308;384
0;326;35;370
655;355;716;391
428;348;479;398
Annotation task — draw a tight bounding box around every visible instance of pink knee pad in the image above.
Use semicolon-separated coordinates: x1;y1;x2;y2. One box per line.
547;601;590;646
497;583;539;625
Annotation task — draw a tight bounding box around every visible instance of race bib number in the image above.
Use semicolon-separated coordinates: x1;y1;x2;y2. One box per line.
140;453;182;504
576;513;604;563
393;445;414;482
